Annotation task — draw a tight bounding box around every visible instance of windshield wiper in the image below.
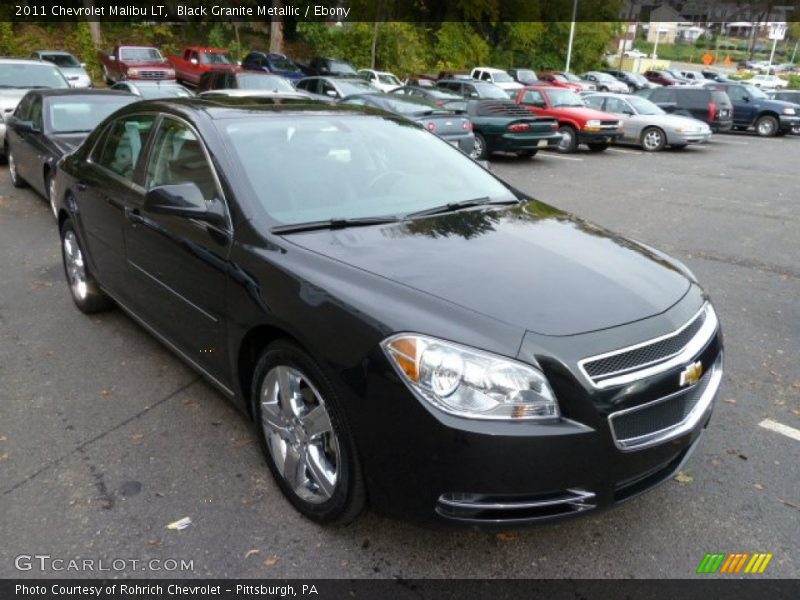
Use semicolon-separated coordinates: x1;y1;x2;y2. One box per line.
272;215;399;234
405;197;519;219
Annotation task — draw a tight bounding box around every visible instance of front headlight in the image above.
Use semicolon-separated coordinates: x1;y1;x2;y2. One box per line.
782;107;796;115
165;68;176;78
382;334;559;420
585;119;601;127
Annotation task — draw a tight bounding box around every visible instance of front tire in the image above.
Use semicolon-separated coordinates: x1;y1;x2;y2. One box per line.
557;125;578;153
8;152;26;188
252;340;365;525
60;218;113;314
641;126;666;152
755;115;778;137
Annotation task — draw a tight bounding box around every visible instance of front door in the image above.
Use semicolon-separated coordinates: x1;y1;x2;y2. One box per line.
124;116;232;382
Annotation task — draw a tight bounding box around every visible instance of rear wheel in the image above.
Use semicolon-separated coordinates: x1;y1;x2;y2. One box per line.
253;340;365;524
587;142;609;152
755;115;778;137
471;133;488;160
516;149;538;158
641;126;666;152
556;125;577;153
60;218;113;314
8;152;26;188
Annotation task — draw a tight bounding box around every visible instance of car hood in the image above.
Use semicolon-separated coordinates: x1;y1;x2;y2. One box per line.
553;106;619;121
638;114;709;130
0;89;29;111
282;202;691;336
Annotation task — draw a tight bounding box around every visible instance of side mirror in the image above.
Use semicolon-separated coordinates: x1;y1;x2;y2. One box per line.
325;89;338;97
144;183;225;226
190;58;198;65
80;62;87;69
110;55;116;62
11;119;40;134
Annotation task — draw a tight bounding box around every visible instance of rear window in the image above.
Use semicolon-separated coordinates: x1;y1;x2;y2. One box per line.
710;91;732;107
472;100;530;117
677;89;709;109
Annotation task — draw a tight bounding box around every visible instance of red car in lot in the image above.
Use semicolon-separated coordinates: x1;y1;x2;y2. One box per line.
536;71;584;92
167;46;240;87
644;70;685;86
513;86;623;152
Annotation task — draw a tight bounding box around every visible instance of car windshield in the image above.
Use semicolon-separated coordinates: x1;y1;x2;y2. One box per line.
201;52;235;65
546;89;584;107
329;60;357;75
238;74;295;92
667;71;685;79
222;115;514;225
378;73;401;85
627;96;665;115
593;73;616;82
138;85;193;99
514;70;537;83
375;96;440;115
269;57;300;72
475;83;509;99
338;80;377;95
628;73;648;84
119;47;163;61
40;54;81;68
551;74;568;82
562;72;582;82
0;63;68;88
491;71;514;83
47;96;134;134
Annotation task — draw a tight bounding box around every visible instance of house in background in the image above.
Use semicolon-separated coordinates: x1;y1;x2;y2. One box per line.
646;5;682;44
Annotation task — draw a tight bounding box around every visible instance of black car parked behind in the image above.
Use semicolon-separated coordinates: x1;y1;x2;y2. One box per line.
6;89;136;217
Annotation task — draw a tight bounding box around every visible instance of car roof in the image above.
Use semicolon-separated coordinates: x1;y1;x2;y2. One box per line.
473;67;508;72
34;50;75;56
0;58;58;66
34;89;133;98
184;46;229;52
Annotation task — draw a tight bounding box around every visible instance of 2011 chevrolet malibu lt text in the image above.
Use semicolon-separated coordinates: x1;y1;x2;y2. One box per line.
53;97;723;526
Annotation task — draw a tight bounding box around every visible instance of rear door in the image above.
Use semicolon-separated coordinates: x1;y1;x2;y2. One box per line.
124;115;231;382
725;85;756;126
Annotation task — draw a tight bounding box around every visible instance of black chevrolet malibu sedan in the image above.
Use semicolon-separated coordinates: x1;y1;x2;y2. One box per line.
53;97;723;526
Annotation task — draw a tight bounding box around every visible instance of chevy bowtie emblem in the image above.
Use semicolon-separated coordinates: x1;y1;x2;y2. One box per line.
680;361;704;386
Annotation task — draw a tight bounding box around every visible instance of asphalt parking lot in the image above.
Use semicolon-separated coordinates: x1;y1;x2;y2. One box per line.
1;133;798;579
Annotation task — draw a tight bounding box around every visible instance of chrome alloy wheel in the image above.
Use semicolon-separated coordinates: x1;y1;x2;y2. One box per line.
260;366;340;504
756;116;777;136
558;128;574;151
63;230;88;300
642;128;664;151
470;135;484;159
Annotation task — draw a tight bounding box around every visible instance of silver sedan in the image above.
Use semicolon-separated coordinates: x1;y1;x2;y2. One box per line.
583;92;711;151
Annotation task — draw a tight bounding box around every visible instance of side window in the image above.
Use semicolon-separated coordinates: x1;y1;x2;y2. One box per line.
464;84;477;97
652;88;676;103
481;72;491;81
94;115;156;180
29;97;44;130
522;89;543;104
726;86;747;102
320;80;337;97
144;119;218;202
14;95;32;120
583;95;604;109
189;50;199;63
605;97;628;113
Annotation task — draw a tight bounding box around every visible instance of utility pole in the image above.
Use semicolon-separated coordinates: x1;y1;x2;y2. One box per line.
565;0;578;72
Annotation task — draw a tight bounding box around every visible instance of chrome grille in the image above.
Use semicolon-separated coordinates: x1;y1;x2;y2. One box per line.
579;303;717;388
139;70;171;80
608;355;722;451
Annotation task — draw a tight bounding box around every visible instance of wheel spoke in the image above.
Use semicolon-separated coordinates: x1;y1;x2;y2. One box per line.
305;446;336;499
282;445;305;492
277;367;300;419
300;405;332;439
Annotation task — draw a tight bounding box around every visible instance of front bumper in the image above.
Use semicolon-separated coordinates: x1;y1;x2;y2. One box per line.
671;130;712;145
578;130;623;144
778;114;800;132
356;300;723;526
496;131;562;152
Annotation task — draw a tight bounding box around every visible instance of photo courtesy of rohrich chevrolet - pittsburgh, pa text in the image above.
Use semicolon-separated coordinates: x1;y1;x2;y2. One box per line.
0;0;797;599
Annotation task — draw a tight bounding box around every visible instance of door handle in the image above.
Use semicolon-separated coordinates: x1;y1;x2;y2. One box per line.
124;207;144;225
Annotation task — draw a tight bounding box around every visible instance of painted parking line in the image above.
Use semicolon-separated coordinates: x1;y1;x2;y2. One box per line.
710;139;750;145
539;153;584;161
759;418;800;442
608;148;643;155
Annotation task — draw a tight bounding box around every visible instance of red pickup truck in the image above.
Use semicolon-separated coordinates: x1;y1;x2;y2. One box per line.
98;45;175;85
167;46;240;87
512;86;623;153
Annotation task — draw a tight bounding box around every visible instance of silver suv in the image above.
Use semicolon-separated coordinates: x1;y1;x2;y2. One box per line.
0;59;69;158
